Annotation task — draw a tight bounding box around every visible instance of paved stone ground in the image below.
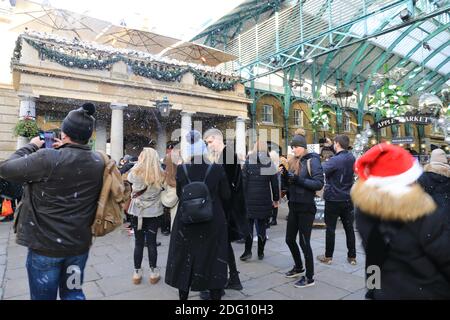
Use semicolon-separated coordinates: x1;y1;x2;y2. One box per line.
0;202;367;300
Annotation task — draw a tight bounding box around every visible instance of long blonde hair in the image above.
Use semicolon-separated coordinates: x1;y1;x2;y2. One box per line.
163;153;177;188
131;148;164;187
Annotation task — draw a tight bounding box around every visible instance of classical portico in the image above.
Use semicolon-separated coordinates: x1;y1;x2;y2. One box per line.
9;35;252;163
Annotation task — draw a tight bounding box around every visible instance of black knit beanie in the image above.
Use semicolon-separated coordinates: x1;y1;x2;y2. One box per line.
290;134;307;148
61;103;96;141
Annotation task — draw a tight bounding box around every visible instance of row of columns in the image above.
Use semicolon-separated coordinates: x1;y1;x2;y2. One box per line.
16;96;247;164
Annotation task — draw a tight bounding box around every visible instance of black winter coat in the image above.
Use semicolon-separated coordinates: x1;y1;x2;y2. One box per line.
322;150;355;202
0;143;104;257
165;160;231;292
283;152;324;210
242;152;279;220
417;164;450;219
352;180;450;299
220;146;249;241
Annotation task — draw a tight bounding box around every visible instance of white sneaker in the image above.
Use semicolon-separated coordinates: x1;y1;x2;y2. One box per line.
132;268;142;284
150;267;160;284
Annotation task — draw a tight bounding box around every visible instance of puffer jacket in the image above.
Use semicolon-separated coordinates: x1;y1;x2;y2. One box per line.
322;150;355;201
284;152;324;207
242;152;279;219
0;143;103;257
417;162;450;217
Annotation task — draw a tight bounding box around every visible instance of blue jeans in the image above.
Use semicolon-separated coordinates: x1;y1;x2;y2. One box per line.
26;249;89;300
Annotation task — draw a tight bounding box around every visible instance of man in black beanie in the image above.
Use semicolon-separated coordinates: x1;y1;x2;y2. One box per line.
0;103;104;300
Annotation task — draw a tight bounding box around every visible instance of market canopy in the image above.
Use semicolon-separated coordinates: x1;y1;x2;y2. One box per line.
2;0;237;66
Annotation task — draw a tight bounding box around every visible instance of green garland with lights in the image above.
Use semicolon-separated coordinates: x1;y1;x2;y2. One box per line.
16;36;239;91
368;80;410;118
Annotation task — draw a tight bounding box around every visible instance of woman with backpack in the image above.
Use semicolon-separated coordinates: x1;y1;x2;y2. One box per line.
282;134;324;288
128;148;164;285
165;130;231;300
240;140;279;261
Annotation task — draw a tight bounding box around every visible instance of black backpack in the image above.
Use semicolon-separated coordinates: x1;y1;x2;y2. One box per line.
180;164;214;224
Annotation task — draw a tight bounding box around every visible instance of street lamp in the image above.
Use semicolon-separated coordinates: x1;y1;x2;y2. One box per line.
334;80;354;110
154;96;172;117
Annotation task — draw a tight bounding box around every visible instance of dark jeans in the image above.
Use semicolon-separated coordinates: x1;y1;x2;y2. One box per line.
132;216;159;269
245;218;267;253
285;203;315;280
26;249;89;300
160;207;171;233
324;200;356;259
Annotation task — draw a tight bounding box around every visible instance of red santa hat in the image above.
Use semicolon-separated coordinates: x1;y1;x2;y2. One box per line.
354;143;422;194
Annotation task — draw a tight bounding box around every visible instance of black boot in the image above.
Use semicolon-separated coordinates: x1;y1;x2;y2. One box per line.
257;237;266;260
240;236;253;261
225;272;243;290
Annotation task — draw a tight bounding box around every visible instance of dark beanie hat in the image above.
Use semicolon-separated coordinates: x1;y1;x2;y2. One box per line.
61;103;96;141
290;134;307;148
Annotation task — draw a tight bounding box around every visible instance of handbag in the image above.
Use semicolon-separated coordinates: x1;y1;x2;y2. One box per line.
1;199;13;217
161;185;178;208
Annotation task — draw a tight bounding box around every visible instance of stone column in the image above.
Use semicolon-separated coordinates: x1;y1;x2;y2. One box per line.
236;116;246;162
16;96;37;149
95;120;107;153
180;111;194;161
110;103;127;164
157;125;167;161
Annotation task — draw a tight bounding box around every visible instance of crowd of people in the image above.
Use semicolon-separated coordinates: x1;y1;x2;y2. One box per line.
0;103;449;300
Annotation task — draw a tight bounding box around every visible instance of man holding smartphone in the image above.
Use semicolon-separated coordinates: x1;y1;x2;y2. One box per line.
0;103;103;300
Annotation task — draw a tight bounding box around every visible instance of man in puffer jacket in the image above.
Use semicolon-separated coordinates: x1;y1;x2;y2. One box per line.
352;143;450;300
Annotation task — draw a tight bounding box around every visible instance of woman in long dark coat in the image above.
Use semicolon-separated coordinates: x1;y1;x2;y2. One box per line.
165;130;231;300
240;140;279;261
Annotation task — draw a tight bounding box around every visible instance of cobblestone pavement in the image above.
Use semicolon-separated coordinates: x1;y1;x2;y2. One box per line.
1;202;367;300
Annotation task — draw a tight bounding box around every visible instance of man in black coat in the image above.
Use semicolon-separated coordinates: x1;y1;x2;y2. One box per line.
0;103;104;300
352;143;450;299
202;129;248;294
317;135;357;266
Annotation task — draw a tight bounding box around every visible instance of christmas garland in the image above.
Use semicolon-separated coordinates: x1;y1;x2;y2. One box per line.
16;36;239;91
368;80;410;118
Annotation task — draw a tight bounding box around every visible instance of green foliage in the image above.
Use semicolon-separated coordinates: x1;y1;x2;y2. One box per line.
368;80;410;118
311;102;331;130
14;118;40;138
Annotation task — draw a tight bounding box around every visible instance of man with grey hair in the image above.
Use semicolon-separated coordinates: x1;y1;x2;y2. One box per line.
200;128;249;299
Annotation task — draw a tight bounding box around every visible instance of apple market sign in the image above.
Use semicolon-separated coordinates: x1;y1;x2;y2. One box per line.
372;116;435;130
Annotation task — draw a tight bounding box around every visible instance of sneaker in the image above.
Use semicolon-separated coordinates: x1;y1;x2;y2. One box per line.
317;254;332;265
149;267;160;284
235;238;245;244
132;269;142;285
269;220;277;226
347;257;357;265
240;251;252;261
285;266;305;278
161;230;170;236
294;276;315;288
